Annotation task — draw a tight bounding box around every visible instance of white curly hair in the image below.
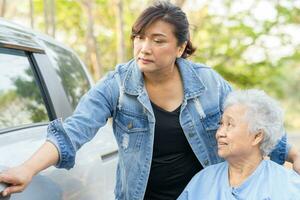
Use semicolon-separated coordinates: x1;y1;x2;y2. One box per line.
223;89;285;156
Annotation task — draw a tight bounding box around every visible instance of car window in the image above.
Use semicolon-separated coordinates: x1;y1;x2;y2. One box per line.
0;48;49;130
41;40;90;110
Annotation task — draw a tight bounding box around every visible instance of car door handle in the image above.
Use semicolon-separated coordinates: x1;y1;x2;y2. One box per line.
101;150;118;162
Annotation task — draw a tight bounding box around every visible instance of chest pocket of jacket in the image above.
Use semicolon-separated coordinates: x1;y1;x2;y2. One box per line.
201;109;221;146
115;110;148;153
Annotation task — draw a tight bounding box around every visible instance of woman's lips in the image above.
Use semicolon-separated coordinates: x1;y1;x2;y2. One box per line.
217;142;228;148
139;58;154;64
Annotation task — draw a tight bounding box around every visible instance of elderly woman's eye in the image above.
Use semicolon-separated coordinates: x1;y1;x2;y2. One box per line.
228;122;234;127
154;39;163;43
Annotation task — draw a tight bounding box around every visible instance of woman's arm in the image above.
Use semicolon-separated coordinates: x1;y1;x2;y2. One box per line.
0;141;59;196
287;146;300;174
269;133;300;174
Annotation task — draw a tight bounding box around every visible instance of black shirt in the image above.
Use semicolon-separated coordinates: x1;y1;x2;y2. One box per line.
144;102;203;200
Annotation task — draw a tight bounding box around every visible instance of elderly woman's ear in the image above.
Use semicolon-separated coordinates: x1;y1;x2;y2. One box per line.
252;130;264;146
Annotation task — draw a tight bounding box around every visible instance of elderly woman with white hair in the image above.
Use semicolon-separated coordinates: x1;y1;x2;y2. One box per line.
178;89;300;200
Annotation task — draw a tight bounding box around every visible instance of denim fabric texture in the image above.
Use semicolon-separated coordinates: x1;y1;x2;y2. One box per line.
46;58;289;200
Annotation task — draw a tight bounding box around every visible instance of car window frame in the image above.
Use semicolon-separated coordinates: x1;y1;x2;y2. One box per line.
0;46;55;134
38;38;92;110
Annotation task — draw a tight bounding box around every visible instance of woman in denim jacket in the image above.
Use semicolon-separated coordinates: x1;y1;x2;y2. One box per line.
1;1;299;200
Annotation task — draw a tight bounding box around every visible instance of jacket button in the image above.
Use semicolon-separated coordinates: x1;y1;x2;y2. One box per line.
127;122;133;129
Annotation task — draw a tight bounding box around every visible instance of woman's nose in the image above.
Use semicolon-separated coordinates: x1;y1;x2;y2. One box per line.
216;127;226;139
141;40;152;54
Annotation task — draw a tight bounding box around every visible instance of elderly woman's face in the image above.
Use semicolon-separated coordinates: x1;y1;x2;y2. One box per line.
133;20;185;73
216;104;257;160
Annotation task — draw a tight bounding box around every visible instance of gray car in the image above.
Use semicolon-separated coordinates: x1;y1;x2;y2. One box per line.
0;18;118;200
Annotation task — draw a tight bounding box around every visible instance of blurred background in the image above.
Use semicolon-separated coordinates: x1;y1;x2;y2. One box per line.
0;0;299;134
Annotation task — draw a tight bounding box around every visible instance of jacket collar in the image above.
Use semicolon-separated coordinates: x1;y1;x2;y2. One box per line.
123;58;206;99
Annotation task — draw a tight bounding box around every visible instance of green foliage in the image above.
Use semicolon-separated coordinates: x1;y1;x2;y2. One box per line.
186;1;300;129
5;0;300;130
13;68;48;122
0;90;17;107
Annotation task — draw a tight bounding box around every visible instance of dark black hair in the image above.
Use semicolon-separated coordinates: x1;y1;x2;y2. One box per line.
131;1;196;58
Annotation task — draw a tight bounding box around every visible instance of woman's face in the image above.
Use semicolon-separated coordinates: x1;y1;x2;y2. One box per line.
216;105;257;160
133;20;186;74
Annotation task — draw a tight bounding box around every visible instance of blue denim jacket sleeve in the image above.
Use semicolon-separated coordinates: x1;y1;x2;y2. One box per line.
219;81;233;114
211;70;233;113
47;72;118;169
46;119;76;169
269;133;291;165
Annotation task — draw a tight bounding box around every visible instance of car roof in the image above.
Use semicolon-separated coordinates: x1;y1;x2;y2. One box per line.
0;18;77;55
0;18;46;53
0;18;94;85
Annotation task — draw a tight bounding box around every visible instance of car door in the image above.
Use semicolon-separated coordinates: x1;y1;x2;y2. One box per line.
0;42;118;199
0;47;63;200
35;38;119;199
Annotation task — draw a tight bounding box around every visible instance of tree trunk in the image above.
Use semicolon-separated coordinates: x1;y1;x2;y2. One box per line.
43;0;56;37
29;0;34;28
115;0;126;63
82;0;102;80
1;0;6;17
49;0;56;37
43;0;49;34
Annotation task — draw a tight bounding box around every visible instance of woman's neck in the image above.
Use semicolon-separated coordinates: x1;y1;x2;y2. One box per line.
143;64;179;86
143;63;183;112
227;152;263;187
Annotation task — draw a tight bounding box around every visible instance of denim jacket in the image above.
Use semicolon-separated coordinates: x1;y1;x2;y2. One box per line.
47;58;288;200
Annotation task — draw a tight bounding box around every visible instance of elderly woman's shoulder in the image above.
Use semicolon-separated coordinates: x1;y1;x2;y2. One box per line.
264;160;300;191
264;160;300;196
178;162;228;199
265;159;300;178
189;161;227;184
